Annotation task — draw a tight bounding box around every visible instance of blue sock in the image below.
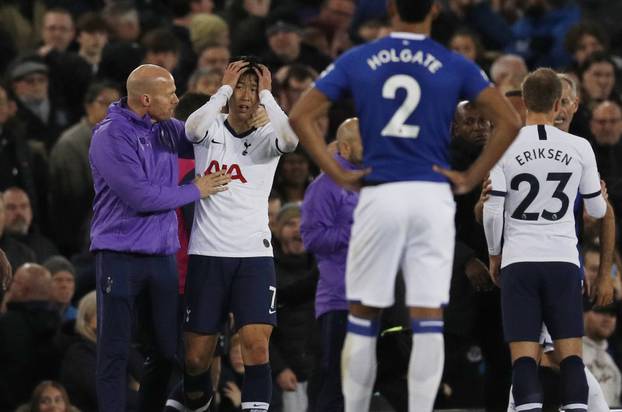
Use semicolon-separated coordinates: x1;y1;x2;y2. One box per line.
559;356;588;411
184;369;213;411
512;357;542;412
241;363;272;411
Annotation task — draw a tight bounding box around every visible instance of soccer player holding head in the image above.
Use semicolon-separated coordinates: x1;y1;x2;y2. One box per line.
484;68;614;412
177;57;298;412
289;1;521;411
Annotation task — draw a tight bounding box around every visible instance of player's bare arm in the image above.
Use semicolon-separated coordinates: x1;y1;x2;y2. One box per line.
290;88;369;190
436;87;521;194
592;200;616;307
0;248;11;291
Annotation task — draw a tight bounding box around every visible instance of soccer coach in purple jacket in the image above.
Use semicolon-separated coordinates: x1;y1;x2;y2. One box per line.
300;118;362;412
89;64;230;412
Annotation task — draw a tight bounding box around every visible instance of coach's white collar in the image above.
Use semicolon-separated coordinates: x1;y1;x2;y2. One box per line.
390;32;426;40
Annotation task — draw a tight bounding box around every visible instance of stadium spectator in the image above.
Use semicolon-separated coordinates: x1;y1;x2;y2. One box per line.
8;56;69;150
102;1;141;43
490;54;529;95
268;190;283;236
581;52;619;107
15;380;80;412
218;333;245;411
142;28;182;73
564;21;622;71
60;291;142;412
583;303;622;407
0;194;36;276
44;256;77;322
262;19;332;73
75;12;110;75
2;187;58;262
0;264;61;410
589;100;622;221
271;202;318;412
197;44;231;71
38;8;75;56
189;13;230;53
449;28;491;72
275;149;313;203
187;67;223;95
49;81;121;257
0;84;48;221
277;64;316;114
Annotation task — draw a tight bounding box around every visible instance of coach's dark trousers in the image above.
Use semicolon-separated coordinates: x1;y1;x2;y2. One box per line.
95;251;179;412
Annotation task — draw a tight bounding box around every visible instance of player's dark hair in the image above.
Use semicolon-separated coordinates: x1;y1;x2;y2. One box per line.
394;0;433;23
521;68;562;113
230;55;262;82
175;92;211;121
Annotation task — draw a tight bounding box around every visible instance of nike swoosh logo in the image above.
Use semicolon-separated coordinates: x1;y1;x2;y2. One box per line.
269;309;277;314
211;139;222;144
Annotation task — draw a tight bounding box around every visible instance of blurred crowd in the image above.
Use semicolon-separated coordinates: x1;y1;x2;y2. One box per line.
1;0;622;411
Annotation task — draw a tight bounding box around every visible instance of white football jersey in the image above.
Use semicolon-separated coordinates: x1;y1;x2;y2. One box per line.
486;124;605;268
185;86;298;257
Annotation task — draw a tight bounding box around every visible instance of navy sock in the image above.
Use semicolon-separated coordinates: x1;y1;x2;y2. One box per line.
559;355;588;411
512;357;543;412
184;369;213;411
241;363;272;411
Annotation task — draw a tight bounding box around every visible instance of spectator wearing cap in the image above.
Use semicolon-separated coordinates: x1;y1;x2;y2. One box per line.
271;202;319;412
262;19;332;73
76;12;110;75
2;187;57;263
8;56;69;150
49;82;122;257
44;256;77;322
583;301;621;407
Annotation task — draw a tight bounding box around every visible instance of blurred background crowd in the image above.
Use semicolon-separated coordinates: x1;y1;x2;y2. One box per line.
1;0;622;411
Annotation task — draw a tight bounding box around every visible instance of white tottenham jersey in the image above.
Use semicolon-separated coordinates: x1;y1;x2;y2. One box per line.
185;86;298;257
485;124;606;268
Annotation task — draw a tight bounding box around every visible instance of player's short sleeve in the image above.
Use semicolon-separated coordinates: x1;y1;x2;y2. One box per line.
579;142;602;198
489;162;507;198
313;55;351;102
457;55;491;102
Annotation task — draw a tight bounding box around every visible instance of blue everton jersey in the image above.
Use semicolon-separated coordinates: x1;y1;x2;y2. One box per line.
314;32;491;183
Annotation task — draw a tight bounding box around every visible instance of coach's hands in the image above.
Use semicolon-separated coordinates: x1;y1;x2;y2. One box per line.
250;105;269;128
194;169;231;198
0;248;11;291
488;255;501;287
222;61;249;89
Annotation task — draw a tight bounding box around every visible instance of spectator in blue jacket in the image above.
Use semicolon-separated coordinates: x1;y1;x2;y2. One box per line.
88;63;231;412
300;117;362;412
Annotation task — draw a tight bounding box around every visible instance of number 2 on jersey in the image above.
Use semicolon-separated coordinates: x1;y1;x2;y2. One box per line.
381;74;421;139
511;172;571;221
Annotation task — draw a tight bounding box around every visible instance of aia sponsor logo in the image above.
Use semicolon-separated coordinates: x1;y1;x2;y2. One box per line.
205;160;247;183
